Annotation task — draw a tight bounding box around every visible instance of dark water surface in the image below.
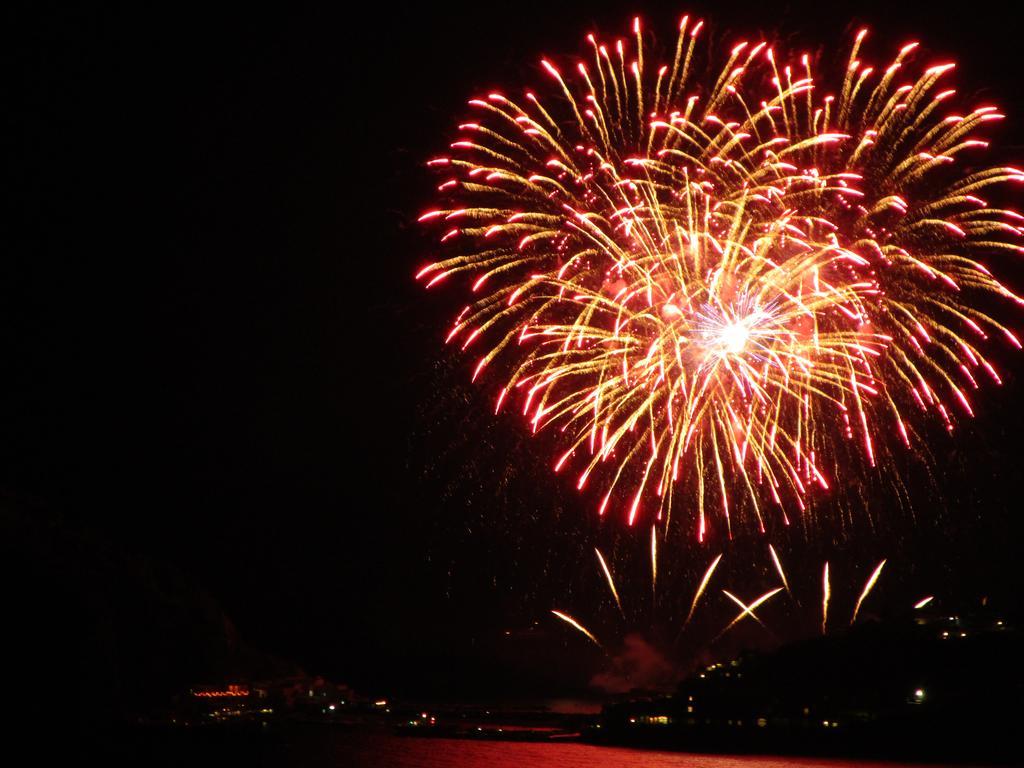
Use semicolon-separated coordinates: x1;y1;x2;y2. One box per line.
336;734;973;768
99;726;992;767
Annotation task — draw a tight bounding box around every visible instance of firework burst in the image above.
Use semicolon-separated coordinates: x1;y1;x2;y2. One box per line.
419;16;1023;540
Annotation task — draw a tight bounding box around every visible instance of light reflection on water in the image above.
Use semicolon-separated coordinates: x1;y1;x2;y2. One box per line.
340;734;960;768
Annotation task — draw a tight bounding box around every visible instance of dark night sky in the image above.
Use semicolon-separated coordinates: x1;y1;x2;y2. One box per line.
5;0;1024;711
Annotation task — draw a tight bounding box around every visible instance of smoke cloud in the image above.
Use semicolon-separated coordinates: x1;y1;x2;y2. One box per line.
590;633;682;694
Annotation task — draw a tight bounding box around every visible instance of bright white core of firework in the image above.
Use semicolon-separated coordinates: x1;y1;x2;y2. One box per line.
718;321;751;355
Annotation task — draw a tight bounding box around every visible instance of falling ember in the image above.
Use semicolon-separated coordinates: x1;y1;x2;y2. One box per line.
685;553;723;625
551;609;603;647
595;548;625;617
822;562;831;635
769;544;791;594
419;17;1023;537
719;587;784;637
914;595;935;610
850;559;887;624
650;525;658;596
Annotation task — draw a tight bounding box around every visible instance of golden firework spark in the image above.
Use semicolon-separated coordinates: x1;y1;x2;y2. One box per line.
684;552;723;625
768;543;791;594
719;586;784;637
822;561;831;634
850;558;887;624
551;609;602;647
595;547;625;617
650;524;658;596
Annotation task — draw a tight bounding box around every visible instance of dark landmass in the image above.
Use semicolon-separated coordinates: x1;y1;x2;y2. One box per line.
5;491;1019;766
591;610;1021;764
0;494;301;755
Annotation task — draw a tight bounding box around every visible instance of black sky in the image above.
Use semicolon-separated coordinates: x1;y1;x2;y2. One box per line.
5;0;1024;708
